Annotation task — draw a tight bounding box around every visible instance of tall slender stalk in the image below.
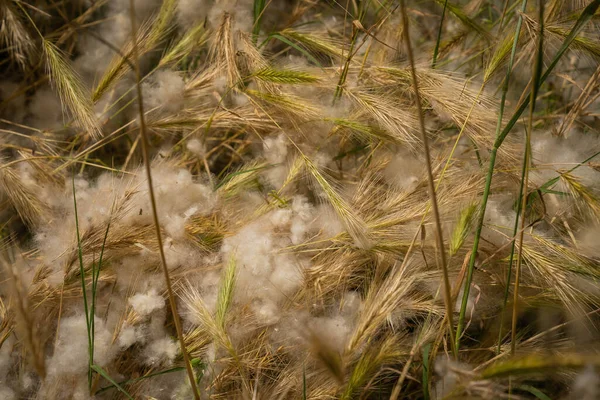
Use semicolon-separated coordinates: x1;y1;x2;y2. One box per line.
455;0;600;351
496;149;526;354
399;0;456;358
72;177;92;390
493;0;529;354
128;1;200;398
333;22;360;104
511;0;544;355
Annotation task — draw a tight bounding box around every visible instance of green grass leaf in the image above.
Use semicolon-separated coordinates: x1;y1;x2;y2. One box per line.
266;34;324;68
91;364;134;400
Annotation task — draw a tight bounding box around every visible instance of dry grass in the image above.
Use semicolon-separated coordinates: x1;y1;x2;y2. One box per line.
0;0;599;399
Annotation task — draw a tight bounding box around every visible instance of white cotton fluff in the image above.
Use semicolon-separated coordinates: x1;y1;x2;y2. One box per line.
578;226;600;259
28;87;64;130
220;209;307;324
572;365;599;400
482;196;517;247
531;131;600;188
208;0;254;32
163;241;204;270
433;357;464;399
0;387;15;400
313;205;344;238
143;70;186;115
263;134;289;188
251;298;281;325
383;151;423;192
129;289;165;317
222;219;274;302
110;0;161;17
269;208;292;227
309;315;352;353
177;0;211;28
187;138;206;156
120;165;216;229
290;196;314;244
47;315;115;376
0;337;13;381
118;325;139;349
74;12;133;82
145;337;179;366
268;254;303;298
340;291;361;316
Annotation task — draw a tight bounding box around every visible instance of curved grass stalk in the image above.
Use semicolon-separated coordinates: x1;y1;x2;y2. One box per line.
128;1;201;398
398;0;456;358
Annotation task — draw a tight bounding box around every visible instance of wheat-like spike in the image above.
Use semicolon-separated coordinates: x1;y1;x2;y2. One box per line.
560;172;600;221
208;12;241;88
159;22;209;67
279;29;344;59
252;67;321;84
484;32;517;82
449;202;478;256
0;165;47;227
215;255;236;329
43;40;101;139
302;154;371;249
246;89;321;119
327;117;398;144
346;89;420;147
433;0;490;39
180;284;237;358
148;106;277;132
0;0;35;69
2;255;46;378
341;337;402;399
93;0;177;102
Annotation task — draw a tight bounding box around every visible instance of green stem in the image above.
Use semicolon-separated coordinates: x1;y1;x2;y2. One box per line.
333;24;359;104
496;147;526;354
512;0;544;356
432;0;449;68
72;176;92;390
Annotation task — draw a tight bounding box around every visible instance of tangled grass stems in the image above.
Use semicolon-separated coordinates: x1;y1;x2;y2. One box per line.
455;0;600;351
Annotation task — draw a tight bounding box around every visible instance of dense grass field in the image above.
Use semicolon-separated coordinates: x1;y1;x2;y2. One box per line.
1;0;600;398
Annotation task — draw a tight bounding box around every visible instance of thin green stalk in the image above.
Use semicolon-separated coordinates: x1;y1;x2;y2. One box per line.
455;0;600;351
97;359;204;394
512;0;544;356
128;1;201;399
399;0;456;358
72;176;92;390
90;218;111;385
493;0;529;354
333;22;359;104
432;0;448;68
91;364;134;400
496;147;527;354
252;0;267;45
